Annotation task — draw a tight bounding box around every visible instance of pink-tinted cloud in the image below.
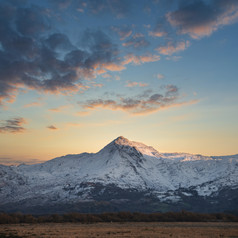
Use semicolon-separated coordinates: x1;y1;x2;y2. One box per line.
157;74;165;80
166;84;178;94
0;117;27;133
95;53;160;75
75;111;91;116
23;102;42;108
114;75;121;81
122;33;149;48
95;68;107;75
139;54;160;63
81;85;196;115
156;41;190;55
123;53;160;65
149;31;166;37
101;62;126;72
101;73;112;79
111;26;132;40
126;81;148;87
167;0;238;39
48;105;71;112
148;21;168;38
91;83;103;88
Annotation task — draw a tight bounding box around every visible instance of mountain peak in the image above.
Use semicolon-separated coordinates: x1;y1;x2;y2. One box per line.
98;136;131;153
113;136;130;145
99;136;161;158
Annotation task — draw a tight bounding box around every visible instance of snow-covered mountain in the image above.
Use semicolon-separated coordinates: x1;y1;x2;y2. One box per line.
0;136;238;214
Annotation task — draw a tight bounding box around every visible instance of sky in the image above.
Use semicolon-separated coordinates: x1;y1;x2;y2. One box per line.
0;0;238;164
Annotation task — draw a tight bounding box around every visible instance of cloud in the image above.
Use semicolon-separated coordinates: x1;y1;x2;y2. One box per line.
157;74;165;79
123;53;160;65
101;62;126;72
91;82;103;88
122;33;150;49
111;26;133;40
156;41;190;55
126;81;148;87
165;84;178;95
143;24;151;29
75;111;91;116
50;0;72;9
47;125;58;130
96;68;107;75
66;122;82;127
16;5;50;36
44;33;75;51
48;105;71;112
0;117;27;133
149;30;166;37
81;85;196;115
86;0;130;18
143;4;151;14
51;0;130;18
0;2;80;104
114;75;121;81
166;55;182;61
139;54;160;63
0;1;125;105
149;22;168;37
101;73;112;79
167;0;238;39
23;102;42;108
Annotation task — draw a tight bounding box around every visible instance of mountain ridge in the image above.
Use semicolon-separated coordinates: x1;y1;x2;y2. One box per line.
0;136;237;214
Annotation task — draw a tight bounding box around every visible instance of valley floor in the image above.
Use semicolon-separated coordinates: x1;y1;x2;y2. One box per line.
0;222;238;238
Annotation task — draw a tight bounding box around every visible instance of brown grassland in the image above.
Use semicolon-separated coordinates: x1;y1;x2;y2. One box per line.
0;222;238;238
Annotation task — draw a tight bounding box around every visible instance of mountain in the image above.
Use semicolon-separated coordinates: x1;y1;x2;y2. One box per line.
0;136;238;214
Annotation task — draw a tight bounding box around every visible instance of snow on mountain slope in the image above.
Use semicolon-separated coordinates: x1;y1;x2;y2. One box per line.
0;136;238;211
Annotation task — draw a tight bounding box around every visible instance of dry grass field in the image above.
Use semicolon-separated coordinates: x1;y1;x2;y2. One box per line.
0;222;238;238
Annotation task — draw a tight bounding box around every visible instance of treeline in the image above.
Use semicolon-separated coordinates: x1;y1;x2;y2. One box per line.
0;211;238;224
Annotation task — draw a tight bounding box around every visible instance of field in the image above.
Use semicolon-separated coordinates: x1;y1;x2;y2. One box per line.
0;222;238;238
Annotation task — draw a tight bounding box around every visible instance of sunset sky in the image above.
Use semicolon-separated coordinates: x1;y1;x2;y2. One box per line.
0;0;238;164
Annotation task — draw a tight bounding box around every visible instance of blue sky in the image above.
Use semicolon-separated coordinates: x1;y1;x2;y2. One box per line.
0;0;238;164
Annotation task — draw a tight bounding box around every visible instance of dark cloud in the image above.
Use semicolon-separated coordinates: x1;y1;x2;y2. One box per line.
167;0;238;39
50;0;130;17
80;29;119;68
16;6;50;36
86;0;130;18
81;85;191;115
86;0;106;14
108;0;130;18
0;0;123;105
137;89;153;98
50;0;72;9
0;117;27;133
45;33;75;51
47;125;58;130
